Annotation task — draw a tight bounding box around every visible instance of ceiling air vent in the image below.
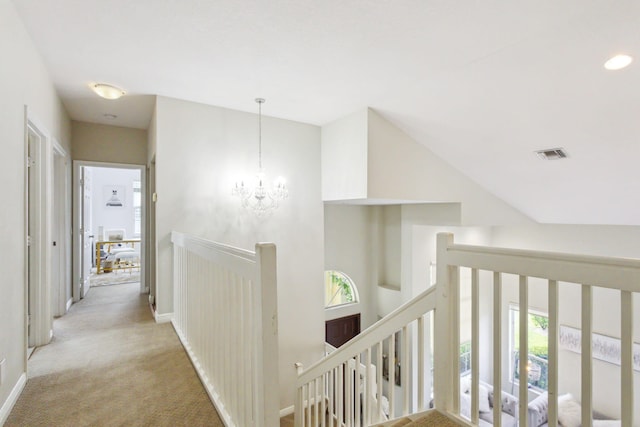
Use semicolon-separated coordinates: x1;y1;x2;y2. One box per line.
535;148;568;160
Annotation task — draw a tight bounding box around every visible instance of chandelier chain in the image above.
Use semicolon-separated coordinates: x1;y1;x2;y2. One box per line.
257;98;263;170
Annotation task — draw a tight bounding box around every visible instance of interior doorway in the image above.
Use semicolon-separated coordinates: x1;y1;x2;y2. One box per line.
51;141;71;318
73;162;147;301
25;112;56;352
26;125;39;350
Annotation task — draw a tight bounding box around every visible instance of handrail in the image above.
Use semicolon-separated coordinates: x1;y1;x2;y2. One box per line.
298;285;437;385
444;242;640;292
171;230;257;259
435;232;640;427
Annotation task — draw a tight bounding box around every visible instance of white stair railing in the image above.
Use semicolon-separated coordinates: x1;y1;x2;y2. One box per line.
295;286;438;427
435;232;640;427
296;233;640;427
171;231;279;427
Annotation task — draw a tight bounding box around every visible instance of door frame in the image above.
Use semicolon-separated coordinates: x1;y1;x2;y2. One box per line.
24;106;54;351
52;140;71;316
72;160;147;301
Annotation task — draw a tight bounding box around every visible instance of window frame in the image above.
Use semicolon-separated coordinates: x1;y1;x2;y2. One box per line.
508;304;549;392
324;270;360;309
133;180;141;237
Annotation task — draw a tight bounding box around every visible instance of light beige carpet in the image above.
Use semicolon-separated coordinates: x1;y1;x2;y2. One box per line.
391;411;465;427
90;269;140;286
5;282;224;427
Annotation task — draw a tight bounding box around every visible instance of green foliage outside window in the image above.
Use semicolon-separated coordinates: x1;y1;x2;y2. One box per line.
325;271;358;308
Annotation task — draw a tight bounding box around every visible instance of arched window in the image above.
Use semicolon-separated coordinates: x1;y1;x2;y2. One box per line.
324;270;359;308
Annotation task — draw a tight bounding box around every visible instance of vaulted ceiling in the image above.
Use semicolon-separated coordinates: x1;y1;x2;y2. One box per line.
12;0;640;225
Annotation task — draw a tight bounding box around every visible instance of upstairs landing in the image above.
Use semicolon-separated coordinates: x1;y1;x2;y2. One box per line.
281;409;467;427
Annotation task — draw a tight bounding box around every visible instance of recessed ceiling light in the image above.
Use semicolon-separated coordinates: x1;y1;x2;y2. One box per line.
103;113;118;120
604;54;633;70
91;83;126;100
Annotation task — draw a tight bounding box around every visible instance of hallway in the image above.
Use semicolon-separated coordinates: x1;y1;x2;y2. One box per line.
6;283;224;426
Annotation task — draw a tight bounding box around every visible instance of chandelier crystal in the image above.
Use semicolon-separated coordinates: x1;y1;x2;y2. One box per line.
232;98;288;216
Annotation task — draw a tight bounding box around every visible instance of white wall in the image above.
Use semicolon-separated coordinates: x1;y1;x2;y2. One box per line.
89;167;141;240
492;224;640;421
367;109;532;226
321;108;533;226
324;204;377;328
154;96;324;409
321;109;368;201
0;0;70;419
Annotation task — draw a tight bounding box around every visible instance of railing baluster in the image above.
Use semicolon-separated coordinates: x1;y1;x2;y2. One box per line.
231;273;238;422
493;272;502;427
338;363;344;427
321;371;327;427
451;265;460;415
364;347;372;425
621;290;633;427
471;268;480;425
355;354;361;427
548;280;559;427
314;378;319;427
376;341;383;423
295;385;303;427
582;285;593;427
301;383;307;427
237;275;245;425
346;359;352;427
389;333;396;419
402;325;409;415
417;316;425;411
307;381;312;427
328;368;334;426
519;275;528;426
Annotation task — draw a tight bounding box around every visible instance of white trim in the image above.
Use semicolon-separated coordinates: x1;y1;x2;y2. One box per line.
280;405;294;417
52;141;70;317
25;108;53;348
154;311;173;324
66;298;73;311
0;373;27;425
52;138;68;157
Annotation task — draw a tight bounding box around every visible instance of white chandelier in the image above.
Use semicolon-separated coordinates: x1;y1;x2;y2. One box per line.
232;98;288;216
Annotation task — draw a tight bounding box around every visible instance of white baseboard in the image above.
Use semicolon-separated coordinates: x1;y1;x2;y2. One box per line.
280;405;294;417
66;298;73;311
0;372;26;425
154;311;173;324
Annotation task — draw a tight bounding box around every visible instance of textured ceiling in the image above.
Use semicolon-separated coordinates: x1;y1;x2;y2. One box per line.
11;0;640;224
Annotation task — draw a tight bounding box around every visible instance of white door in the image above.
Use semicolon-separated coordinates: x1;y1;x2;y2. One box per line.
51;150;68;317
80;167;93;298
27;131;38;348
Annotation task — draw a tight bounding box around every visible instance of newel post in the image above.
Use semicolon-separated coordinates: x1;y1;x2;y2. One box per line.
434;232;457;413
254;243;280;427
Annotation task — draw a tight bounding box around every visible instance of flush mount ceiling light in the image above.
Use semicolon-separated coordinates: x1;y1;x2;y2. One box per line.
91;83;126;100
232;98;288;216
604;54;633;70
